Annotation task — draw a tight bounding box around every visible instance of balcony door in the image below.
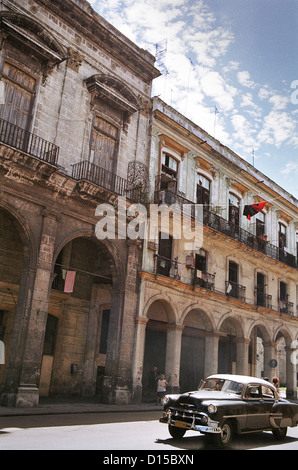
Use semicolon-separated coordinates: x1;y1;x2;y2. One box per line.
1;62;35;129
157;233;173;276
90;115;119;173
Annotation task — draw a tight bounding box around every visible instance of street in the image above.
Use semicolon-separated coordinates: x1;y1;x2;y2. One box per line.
1;410;298;451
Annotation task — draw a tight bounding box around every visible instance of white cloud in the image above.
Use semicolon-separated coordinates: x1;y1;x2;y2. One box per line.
268;94;289;110
258;111;296;147
281;161;298;175
237;71;256;89
200;70;237;112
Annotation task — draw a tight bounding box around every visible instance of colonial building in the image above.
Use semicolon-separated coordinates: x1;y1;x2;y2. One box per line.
134;97;298;401
1;0;297;409
0;0;159;407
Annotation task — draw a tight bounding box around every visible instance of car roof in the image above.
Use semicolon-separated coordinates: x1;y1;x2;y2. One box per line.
206;374;273;387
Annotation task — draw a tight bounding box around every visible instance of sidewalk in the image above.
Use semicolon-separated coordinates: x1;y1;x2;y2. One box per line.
0;398;162;417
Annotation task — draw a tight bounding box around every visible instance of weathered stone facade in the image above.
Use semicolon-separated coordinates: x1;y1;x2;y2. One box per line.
0;0;159;407
133;98;298;401
0;0;297;409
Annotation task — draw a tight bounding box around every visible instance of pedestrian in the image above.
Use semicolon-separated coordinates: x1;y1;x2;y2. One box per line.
272;376;280;396
156;374;168;404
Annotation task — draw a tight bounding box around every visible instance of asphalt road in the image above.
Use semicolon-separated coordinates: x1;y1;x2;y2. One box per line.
1;410;298;451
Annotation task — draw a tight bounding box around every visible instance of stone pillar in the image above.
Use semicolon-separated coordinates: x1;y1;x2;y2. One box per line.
2;210;59;407
165;324;184;393
104;240;142;405
132;316;148;402
285;346;297;399
204;333;220;378
263;342;276;381
236;338;250;376
82;286;100;396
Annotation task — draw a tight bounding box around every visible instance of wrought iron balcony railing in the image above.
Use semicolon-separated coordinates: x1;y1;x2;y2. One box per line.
154;189;297;270
71;160;142;202
255;290;273;309
278;299;294;315
0;118;59;165
226;281;246;302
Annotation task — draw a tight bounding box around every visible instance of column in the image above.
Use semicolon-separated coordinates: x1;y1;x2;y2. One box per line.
286;346;297;399
2;210;59;407
263;342;276;381
165;325;184;393
204;332;220;378
82;285;100;396
132;316;148;402
236;338;250;375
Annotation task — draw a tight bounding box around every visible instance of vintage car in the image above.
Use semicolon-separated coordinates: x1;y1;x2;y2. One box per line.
160;374;298;448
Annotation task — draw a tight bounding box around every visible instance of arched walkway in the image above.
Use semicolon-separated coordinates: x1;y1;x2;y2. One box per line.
180;308;212;392
142;299;175;401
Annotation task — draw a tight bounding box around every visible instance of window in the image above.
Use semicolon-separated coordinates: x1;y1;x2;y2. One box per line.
229;261;238;285
227;261;245;301
90;115;119;173
195;249;207;272
261;385;275;399
279;223;287;250
256;211;265;238
256;273;266;307
246;385;261;399
161;153;178;178
157;232;173;276
278;281;292;314
229;193;240;227
1;62;36;131
196;175;210;206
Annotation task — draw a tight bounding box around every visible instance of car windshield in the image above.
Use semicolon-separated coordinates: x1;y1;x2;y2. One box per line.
200;378;243;395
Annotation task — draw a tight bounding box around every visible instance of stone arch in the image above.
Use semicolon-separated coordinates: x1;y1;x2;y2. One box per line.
273;326;297;397
217;315;245;375
248;321;272;379
0;201;37;268
142;297;176;400
180;304;214;331
143;295;177;324
180;307;213;392
52;230;125;291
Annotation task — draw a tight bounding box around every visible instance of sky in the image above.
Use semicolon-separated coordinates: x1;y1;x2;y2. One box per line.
88;0;298;200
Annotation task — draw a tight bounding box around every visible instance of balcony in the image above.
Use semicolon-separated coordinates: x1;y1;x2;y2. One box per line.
279;299;294;316
226;281;246;302
153;254;215;292
72;160;142;203
154;189;297;270
146;254;297;316
255;290;272;309
0;118;59;165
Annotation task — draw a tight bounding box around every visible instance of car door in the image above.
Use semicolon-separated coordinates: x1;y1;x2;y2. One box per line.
245;384;274;431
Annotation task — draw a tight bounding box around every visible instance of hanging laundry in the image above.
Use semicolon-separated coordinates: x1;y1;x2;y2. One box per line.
64;270;76;293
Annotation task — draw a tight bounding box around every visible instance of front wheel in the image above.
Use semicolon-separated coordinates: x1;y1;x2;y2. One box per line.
213;420;234;448
168;424;186;439
272;427;287;440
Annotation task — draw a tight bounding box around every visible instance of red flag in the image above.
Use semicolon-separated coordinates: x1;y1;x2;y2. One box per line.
243;201;266;220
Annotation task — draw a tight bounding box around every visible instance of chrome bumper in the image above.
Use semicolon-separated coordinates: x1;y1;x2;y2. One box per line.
160;410;221;434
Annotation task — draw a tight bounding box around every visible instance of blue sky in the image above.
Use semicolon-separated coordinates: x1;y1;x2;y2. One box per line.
88;0;298;199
